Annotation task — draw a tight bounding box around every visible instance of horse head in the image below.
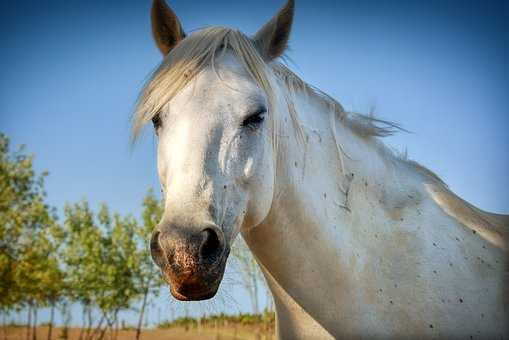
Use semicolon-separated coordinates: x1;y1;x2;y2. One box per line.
136;0;294;301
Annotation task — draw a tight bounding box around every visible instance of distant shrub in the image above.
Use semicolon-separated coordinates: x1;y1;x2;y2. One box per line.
7;322;26;328
157;310;275;329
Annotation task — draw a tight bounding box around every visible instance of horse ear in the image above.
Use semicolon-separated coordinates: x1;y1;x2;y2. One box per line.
151;0;186;55
253;0;294;61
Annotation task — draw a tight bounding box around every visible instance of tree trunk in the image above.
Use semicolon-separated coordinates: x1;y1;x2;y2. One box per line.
84;307;92;340
114;316;119;340
97;323;108;340
47;304;55;340
135;286;149;340
92;314;108;340
2;311;8;340
87;313;105;340
26;305;32;340
106;311;117;340
32;307;37;340
78;305;87;340
252;273;259;314
98;310;117;340
60;302;70;340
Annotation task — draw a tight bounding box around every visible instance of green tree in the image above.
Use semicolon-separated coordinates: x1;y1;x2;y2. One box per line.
98;208;140;339
133;189;164;340
62;201;145;340
62;200;99;340
0;133;61;340
1;133;169;340
15;225;63;340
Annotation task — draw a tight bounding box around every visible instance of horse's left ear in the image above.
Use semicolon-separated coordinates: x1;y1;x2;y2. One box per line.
151;0;186;56
253;0;294;61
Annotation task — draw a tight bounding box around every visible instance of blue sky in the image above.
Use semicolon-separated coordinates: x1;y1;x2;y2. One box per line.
1;0;508;326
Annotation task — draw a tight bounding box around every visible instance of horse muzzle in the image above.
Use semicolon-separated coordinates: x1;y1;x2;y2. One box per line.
150;224;229;301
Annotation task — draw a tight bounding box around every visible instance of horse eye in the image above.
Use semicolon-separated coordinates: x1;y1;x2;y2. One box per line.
242;109;266;129
151;114;162;130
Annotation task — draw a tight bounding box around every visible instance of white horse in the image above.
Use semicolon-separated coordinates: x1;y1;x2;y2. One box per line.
133;0;509;338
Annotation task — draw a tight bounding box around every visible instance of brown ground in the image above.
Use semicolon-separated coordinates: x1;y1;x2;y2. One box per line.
1;326;275;340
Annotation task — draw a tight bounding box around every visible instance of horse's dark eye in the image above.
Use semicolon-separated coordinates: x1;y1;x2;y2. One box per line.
242;109;266;129
152;114;162;130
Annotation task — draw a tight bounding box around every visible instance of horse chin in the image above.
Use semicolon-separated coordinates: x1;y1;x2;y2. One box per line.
167;271;223;301
170;284;220;301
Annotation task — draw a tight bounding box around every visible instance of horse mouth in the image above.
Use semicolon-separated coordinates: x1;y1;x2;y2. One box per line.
170;284;219;301
166;270;224;301
163;249;229;301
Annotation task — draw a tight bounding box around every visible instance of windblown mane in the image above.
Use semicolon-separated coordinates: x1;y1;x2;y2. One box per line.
132;26;443;187
132;27;402;142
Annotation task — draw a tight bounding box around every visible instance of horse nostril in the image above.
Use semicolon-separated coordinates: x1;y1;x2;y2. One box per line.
199;228;223;262
150;230;166;267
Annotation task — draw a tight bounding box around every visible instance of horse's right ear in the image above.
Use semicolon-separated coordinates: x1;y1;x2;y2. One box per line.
151;0;186;56
253;0;294;61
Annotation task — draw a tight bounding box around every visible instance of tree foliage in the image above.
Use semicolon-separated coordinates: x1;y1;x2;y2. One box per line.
0;133;64;340
0;133;62;313
61;200;158;338
0;133;166;339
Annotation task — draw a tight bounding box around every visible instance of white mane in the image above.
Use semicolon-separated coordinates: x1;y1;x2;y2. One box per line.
134;27;401;138
132;26;446;188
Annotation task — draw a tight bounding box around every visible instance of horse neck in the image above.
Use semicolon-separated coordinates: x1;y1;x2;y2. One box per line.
244;83;508;337
244;85;416;319
250;85;409;251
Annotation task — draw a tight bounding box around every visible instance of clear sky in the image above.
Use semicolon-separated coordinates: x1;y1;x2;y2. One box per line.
1;0;508;327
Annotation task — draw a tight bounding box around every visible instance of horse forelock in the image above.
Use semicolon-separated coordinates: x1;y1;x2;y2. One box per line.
132;27;275;142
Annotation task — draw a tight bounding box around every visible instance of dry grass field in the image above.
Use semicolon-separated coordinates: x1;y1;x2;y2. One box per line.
1;326;275;340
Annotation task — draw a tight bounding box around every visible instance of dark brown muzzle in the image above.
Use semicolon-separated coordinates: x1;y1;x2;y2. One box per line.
150;224;228;300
